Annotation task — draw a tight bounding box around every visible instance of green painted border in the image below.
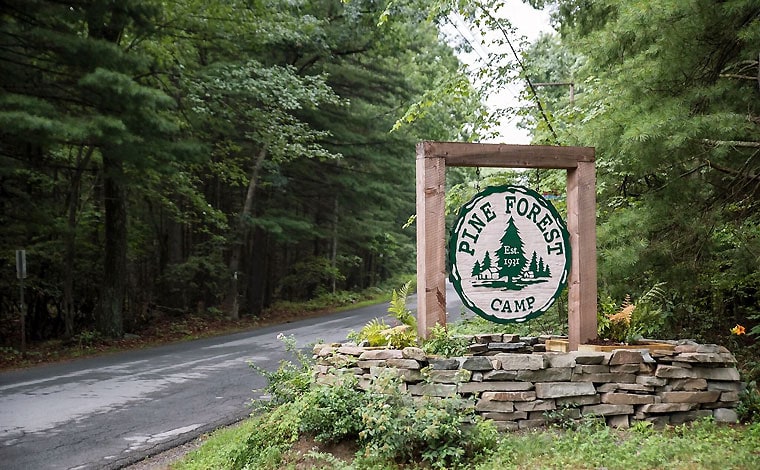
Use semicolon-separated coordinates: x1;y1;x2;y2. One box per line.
448;184;572;324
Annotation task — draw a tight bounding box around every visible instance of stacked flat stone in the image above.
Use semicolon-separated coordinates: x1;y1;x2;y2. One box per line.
312;337;742;431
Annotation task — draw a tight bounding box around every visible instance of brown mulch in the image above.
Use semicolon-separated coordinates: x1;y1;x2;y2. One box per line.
284;436;358;469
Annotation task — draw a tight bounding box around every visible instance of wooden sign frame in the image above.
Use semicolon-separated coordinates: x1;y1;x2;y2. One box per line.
416;142;597;351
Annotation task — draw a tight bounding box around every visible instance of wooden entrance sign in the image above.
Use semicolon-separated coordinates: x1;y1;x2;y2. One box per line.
416;142;597;351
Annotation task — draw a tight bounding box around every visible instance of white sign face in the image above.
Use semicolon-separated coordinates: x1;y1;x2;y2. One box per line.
449;185;571;323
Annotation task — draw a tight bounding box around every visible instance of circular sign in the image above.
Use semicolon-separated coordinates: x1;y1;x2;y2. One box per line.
448;185;571;323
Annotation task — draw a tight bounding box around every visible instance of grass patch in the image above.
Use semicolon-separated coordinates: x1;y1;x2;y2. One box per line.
174;419;261;470
479;419;760;469
175;417;760;470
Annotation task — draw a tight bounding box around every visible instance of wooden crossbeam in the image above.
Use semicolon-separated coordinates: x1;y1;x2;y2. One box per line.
416;141;597;350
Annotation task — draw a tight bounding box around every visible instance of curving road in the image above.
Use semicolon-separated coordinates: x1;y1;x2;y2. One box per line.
0;287;463;470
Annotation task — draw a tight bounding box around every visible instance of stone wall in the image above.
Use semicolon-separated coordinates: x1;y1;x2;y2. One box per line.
312;336;743;430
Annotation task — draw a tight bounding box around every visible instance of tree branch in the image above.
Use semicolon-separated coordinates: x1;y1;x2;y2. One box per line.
702;139;760;148
719;73;757;80
706;160;760;182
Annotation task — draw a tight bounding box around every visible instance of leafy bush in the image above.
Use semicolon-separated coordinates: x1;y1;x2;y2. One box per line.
737;381;760;423
248;334;314;409
239;359;499;469
71;329;104;349
299;375;368;444
354;373;498;469
423;323;471;357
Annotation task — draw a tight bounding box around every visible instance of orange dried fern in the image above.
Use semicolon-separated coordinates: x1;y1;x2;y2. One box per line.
607;294;634;325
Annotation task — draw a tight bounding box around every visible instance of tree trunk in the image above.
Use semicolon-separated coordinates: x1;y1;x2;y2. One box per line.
224;146;267;319
63;146;94;338
99;154;127;338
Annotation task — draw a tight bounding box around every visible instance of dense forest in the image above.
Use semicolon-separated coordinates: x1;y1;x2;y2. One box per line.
2;0;759;353
517;0;760;344
0;0;482;342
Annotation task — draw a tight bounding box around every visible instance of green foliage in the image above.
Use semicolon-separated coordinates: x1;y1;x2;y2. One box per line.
72;330;103;349
175;419;264;470
278;256;345;301
248;334;314;410
230;402;303;470
348;318;393;348
0;347;23;363
0;0;477;343
348;283;418;348
234;360;499;469
598;283;669;344
357;394;498;469
422;324;471;357
517;0;760;349
265;287;389;318
387;281;415;328
299;375;367;444
159;253;228;311
344;371;498;469
184;400;760;470
737;381;760;424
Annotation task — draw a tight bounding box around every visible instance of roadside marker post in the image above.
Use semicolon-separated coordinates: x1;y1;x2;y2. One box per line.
16;249;27;352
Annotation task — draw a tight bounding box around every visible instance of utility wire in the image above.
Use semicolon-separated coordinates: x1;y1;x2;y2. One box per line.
443;15;489;65
476;4;560;145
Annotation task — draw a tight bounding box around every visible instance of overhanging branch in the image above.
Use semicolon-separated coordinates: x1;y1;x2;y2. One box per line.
702;139;760;148
706;160;760;182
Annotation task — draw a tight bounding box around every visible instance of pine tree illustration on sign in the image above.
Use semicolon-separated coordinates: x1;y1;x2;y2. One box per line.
470;219;553;289
496;217;526;283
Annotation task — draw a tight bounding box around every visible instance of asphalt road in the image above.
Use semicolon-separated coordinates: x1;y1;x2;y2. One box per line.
0;287;464;470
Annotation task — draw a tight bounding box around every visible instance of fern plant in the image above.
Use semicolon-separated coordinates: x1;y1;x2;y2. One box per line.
348;281;418;348
598;283;669;344
388;281;417;329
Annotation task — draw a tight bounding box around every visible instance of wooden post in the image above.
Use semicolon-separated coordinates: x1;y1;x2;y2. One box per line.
416;143;447;338
416;142;597;349
417;142;446;338
566;161;598;350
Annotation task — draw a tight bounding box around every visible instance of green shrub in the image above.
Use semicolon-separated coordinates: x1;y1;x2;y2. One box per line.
230;402;302;469
248;334;314;409
350;371;498;469
423;323;471;357
737;381;760;423
299;375;368;444
356;390;498;469
73;329;102;349
234;365;499;469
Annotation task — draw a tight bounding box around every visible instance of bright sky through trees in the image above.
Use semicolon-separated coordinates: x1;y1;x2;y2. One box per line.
442;2;551;143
